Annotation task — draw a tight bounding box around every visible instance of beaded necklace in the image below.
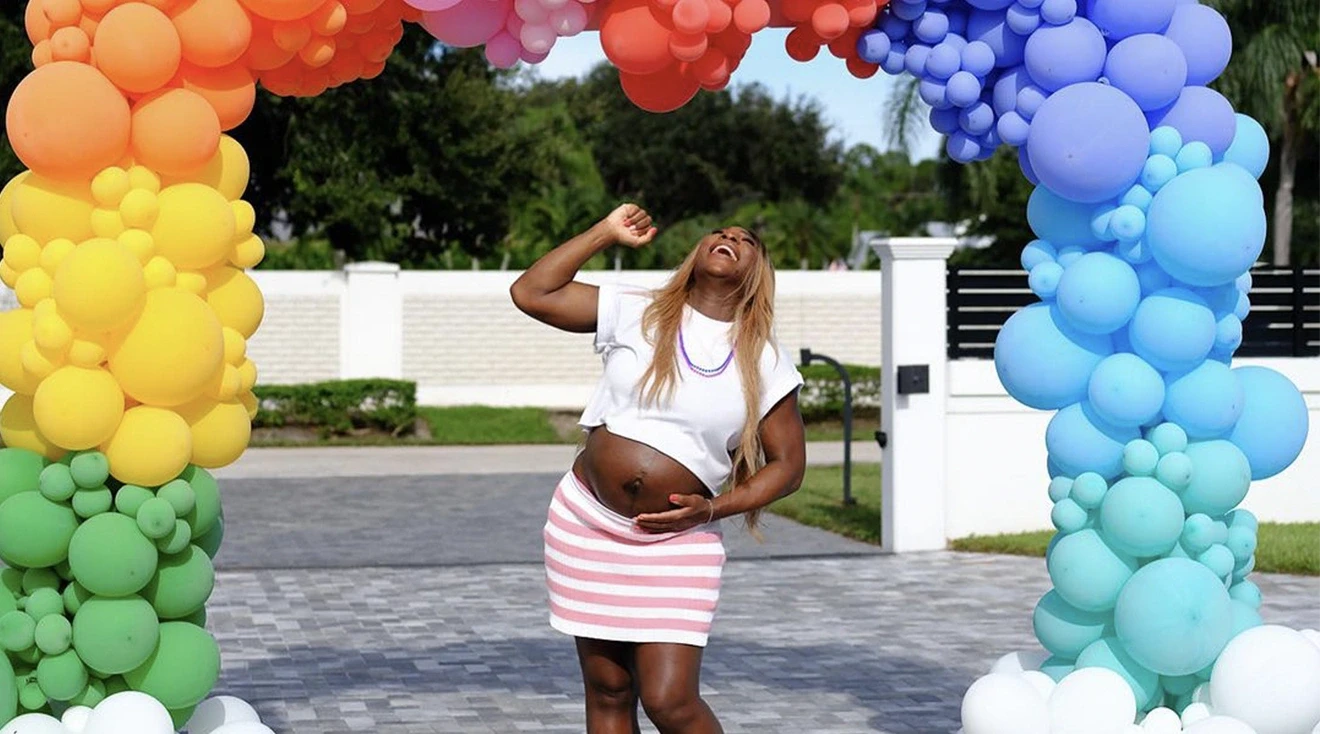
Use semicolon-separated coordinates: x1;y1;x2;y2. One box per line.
678;328;735;378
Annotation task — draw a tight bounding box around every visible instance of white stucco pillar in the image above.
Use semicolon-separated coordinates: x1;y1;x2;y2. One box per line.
872;237;957;553
340;262;403;379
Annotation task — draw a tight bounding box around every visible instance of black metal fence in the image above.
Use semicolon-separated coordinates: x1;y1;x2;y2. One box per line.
946;266;1320;360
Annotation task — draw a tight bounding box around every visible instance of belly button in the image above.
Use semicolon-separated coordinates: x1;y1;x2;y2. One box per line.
623;477;643;495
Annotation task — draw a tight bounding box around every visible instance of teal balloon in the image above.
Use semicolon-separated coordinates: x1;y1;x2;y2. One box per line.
1087;353;1165;428
1122;439;1160;476
1114;558;1232;676
1047;528;1137;612
1180;513;1216;555
1047;403;1138;479
1155;452;1193;491
0;492;79;568
1197;543;1235;579
1161;673;1199;697
1049;477;1074;503
1051;498;1089;533
38;463;77;503
1228;580;1261;609
1033;589;1111;659
68;513;159;598
1147;422;1188;454
1228;598;1262;637
1099;477;1185;557
1221;114;1269;179
1180;440;1251;516
1228;366;1309;480
0;448;46;507
1069;473;1108;509
71;596;159;675
68;452;109;490
1077;637;1161;711
1039;656;1076;683
1225;525;1257;564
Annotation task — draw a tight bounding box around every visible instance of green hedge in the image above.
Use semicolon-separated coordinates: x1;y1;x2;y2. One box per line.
253;379;417;436
798;364;881;423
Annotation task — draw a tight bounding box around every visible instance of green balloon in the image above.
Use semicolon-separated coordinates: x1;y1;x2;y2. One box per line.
39;463;77;502
113;485;154;517
68;513;158;597
103;675;130;695
72;596;159;676
21;568;59;595
136;498;176;540
1;568;23;598
34;614;72;655
182;606;206;628
18;679;45;710
0;645;16;723
183;467;220;539
36;649;87;701
69;452;110;490
0;492;78;568
14;646;39;664
24;588;63;620
170;703;199;730
0;611;36;652
157;480;196;518
156;520;192;556
123;622;220;710
143;546;214;620
54;560;73;581
0;448;47;507
72;486;113;519
68;677;105;708
62;582;92;616
196;518;224;560
0;587;14;620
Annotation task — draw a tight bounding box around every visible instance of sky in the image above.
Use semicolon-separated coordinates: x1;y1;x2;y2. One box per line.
525;29;946;162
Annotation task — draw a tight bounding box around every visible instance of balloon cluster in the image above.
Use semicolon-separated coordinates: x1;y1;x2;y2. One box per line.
961;626;1320;733
410;0;587;70
781;0;887;79
3;691;276;734
0;448;224;728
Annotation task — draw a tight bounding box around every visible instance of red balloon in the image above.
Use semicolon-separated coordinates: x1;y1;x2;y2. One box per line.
704;0;732;33
780;0;814;23
811;3;849;40
669;30;708;62
619;62;700;113
600;0;674;75
828;26;861;59
784;25;821;62
692;47;730;87
847;56;879;79
732;0;769;33
671;0;709;34
844;0;877;27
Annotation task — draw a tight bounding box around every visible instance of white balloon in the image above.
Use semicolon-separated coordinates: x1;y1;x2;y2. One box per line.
187;697;262;734
1020;670;1057;701
1184;716;1260;734
0;714;67;734
1123;726;1145;734
1184;703;1215;728
1139;707;1182;734
1300;630;1320;651
990;650;1051;675
61;706;93;734
83;692;174;734
1049;667;1138;734
1210;625;1320;734
1193;683;1214;704
961;672;1050;734
210;724;276;734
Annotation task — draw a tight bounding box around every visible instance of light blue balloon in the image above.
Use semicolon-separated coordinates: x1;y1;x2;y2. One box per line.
1228;598;1263;638
1115;237;1154;265
995;303;1113;410
1057;246;1085;267
1228;580;1261;609
1180;440;1252;516
1228;366;1310;480
1030;261;1065;300
1114;558;1233;676
1146;165;1267;287
1225;526;1257;564
1052;497;1089;533
1028;185;1103;247
1048;528;1138;612
1163;362;1245;439
1232;291;1251;321
1034;590;1111;659
1048;403;1139;479
1021;238;1058;270
1175;141;1213;171
1155;451;1193;491
1133;260;1172;296
1026;83;1151;203
1099;477;1185;557
1056;253;1141;334
1122;439;1160;476
1222;114;1270;179
1129;288;1216;373
1049;476;1075;503
1088;353;1165;428
1077;637;1162;711
1109;206;1146;241
1214;314;1244;356
1120;184;1155;211
1024;17;1106;91
1149;126;1184;158
1070;472;1108;509
1148;422;1188;454
1180;513;1216;555
1197;543;1235;579
1089;0;1176;38
1141;154;1179;191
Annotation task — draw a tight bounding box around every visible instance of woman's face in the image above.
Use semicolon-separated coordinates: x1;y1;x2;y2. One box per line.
694;227;763;281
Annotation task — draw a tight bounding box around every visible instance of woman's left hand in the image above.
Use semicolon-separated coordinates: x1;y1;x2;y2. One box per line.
634;494;715;533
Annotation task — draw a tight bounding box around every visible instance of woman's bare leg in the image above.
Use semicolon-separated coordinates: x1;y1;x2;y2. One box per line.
576;638;641;734
635;643;722;734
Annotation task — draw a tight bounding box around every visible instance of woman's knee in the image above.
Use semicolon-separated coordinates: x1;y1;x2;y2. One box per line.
583;663;636;709
639;683;703;728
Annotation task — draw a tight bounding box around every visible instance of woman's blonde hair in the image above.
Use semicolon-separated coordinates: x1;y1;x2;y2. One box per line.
636;230;777;532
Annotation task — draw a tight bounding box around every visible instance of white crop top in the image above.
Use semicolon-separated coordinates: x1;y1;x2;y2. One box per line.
578;283;806;493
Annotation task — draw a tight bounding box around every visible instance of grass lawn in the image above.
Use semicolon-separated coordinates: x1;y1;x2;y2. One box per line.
768;463;883;545
416;406;566;445
952;523;1320;576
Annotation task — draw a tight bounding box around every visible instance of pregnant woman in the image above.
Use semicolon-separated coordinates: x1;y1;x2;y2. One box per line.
510;204;808;734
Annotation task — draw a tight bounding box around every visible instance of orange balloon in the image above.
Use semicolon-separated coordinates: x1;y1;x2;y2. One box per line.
711;25;751;59
178;63;258;130
44;0;82;28
78;12;101;40
172;0;253;68
258;62;304;96
327;49;366;84
31;41;54;68
50;26;91;62
272;19;312;51
811;3;849;40
601;0;675;76
82;0;120;14
619;62;700;114
311;1;348;35
671;0;709;35
246;20;298;70
26;0;52;44
130;88;222;176
5;61;132;180
237;0;325;21
299;36;336;67
94;3;183;94
785;25;821;62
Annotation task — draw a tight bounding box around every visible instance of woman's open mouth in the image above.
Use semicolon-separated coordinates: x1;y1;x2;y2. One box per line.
712;243;738;261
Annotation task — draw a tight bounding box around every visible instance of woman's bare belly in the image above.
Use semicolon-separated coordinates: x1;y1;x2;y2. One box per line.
572;426;712;518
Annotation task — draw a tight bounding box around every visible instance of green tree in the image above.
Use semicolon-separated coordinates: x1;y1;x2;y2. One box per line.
1;3;33;182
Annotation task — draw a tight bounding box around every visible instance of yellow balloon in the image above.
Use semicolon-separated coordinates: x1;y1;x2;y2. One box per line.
68;338;108;368
221;327;246;365
40;238;76;275
0;171;27;244
143;256;177;290
53;238;147;332
101;405;192;487
0;309;41;394
238;390;257;420
0;261;17;289
32;307;73;353
15;268;53;308
3;234;41;272
127;166;161;195
205;266;264;338
109;288;224;407
10;174;95;245
151;184;235;270
0;393;62;460
176;397;251;469
91;208;127;239
91;167;132;208
33;366;125;450
208;364;240;402
120;189;159;230
173;135;250;201
231;234;265;270
118;229;155;264
176;272;208;296
20;340;60;381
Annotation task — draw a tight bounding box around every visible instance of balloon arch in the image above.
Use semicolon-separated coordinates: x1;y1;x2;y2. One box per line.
0;0;1314;731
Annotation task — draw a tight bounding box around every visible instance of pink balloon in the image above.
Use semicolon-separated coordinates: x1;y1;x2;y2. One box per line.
421;0;513;47
404;0;465;11
515;0;549;23
551;2;588;35
520;22;557;53
506;13;525;35
485;31;522;67
521;47;550;63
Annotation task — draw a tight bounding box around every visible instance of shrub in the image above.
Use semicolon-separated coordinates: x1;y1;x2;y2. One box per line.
798;364;881;423
253;379;417;436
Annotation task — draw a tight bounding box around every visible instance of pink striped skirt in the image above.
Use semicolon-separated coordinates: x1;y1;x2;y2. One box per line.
543;471;727;648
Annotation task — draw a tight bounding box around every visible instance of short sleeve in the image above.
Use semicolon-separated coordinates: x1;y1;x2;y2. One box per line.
593;283;623;353
759;343;805;418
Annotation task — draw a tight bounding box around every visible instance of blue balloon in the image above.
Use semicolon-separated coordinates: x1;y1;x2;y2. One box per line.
1088;353;1165;428
1129;288;1216;372
968;8;1027;67
905;43;933;75
892;0;928;21
921;79;952;108
1133;260;1171;296
914;10;951;43
1228;598;1263;637
960;101;996;135
1034;590;1110;659
1019;145;1041;184
998;111;1030;147
1109;205;1146;242
1048;527;1138;612
927;41;963;79
1150;126;1184;158
946;6;969;35
1077;637;1162;711
1222;114;1270;179
1147;166;1266;287
1056;252;1141;334
930;105;960;134
961;40;997;76
1057;246;1085;267
1024;17;1106;91
1163;362;1244;438
1089;0;1176;38
1228;366;1310;479
1148;86;1237;157
1114;558;1233;676
858;30;892;64
995;303;1113;409
1026;83;1151;203
947;131;982;162
1030;260;1065;299
1017;84;1048;120
947;71;984;106
1099;476;1185;557
1163;4;1232;86
1048;402;1138;479
1174;141;1214;172
881;14;911;39
1141;154;1179;191
1180;440;1252;516
1018;0;1044;7
1006;4;1041;35
1021;238;1058;269
1040;0;1076;24
967;0;1015;8
882;46;910;75
1104;34;1188;111
1027;185;1103;247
